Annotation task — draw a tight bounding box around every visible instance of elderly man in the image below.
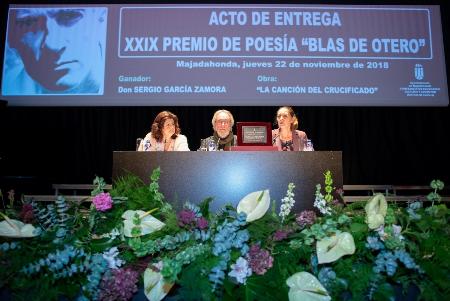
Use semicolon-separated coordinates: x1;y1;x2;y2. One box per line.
201;109;237;151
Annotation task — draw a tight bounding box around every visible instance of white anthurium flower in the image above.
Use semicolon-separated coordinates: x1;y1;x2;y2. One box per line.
0;213;39;238
286;271;331;301
316;232;356;264
237;189;270;222
365;194;388;229
143;267;174;301
122;209;165;237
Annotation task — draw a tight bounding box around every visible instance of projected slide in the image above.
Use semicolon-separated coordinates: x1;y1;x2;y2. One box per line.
1;4;448;106
2;7;107;96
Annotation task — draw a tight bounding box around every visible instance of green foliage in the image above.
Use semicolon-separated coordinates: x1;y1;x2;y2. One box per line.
237;277;287;301
272;242;307;278
300;216;342;246
401;202;450;299
383;225;405;250
86;201;125;238
384;207;396;224
372;282;395;301
246;213;278;244
199;197;214;220
345;200;366;211
0;169;170;300
229;254;293;301
91;176;107;196
2;242;89;301
334;259;374;299
427;179;445;205
1;174;449;301
323;170;334;202
430;179;445;191
177;256;216;301
349;222;369;242
110;169;164;211
419;278;450;301
9;273;63;301
161;243;209;282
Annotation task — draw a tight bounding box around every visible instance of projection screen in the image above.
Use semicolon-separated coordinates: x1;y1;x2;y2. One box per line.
1;4;448;106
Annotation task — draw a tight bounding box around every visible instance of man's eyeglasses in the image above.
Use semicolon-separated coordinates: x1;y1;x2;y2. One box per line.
215;119;230;125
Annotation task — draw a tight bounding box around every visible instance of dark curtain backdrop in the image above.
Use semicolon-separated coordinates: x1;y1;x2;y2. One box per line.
1;0;449;194
1;106;449;192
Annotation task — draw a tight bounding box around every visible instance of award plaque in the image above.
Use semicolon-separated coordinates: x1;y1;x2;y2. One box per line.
236;122;272;146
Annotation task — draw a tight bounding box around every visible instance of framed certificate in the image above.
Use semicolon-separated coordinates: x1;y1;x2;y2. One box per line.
236;122;272;146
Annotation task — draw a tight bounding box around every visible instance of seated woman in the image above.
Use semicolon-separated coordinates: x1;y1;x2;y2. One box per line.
138;111;190;151
272;106;310;151
201;109;237;151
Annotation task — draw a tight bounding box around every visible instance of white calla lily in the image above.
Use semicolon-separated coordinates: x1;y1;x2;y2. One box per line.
237;189;270;222
0;213;39;238
365;194;388;229
286;271;331;301
316;232;356;264
143;267;174;301
122;209;165;237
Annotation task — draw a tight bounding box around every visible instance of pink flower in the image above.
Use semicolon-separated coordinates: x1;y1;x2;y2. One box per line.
196;217;209;230
20;204;34;223
177;209;196;227
272;229;291;241
98;267;139;301
296;210;317;228
335;188;344;196
332;198;343;207
246;244;274;275
92;192;113;212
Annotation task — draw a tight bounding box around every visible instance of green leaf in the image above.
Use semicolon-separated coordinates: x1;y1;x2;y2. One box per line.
177;256;216;301
91;176;107;196
199;197;214;219
150;166;161;182
373;283;395;301
430;179;444;190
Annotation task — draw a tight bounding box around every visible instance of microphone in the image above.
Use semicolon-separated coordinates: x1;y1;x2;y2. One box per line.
136;138;143;151
272;133;279;144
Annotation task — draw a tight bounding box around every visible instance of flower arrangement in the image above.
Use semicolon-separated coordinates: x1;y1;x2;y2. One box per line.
0;169;449;301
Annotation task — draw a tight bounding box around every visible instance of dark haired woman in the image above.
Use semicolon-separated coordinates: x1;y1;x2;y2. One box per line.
138;111;190;151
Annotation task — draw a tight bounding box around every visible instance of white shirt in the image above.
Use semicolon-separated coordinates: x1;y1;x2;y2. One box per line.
138;133;190;151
